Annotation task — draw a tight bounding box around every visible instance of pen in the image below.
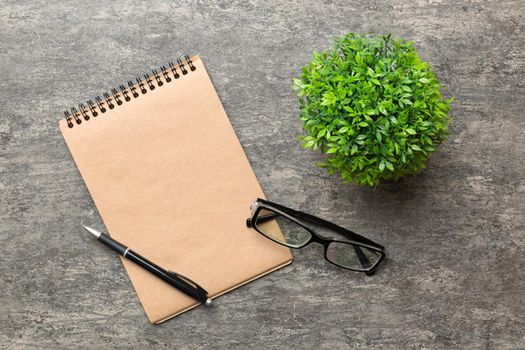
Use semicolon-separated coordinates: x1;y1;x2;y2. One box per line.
82;225;212;306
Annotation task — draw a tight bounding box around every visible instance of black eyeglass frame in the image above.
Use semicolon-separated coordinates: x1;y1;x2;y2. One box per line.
246;198;386;275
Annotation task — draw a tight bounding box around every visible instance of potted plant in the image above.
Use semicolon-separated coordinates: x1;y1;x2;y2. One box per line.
293;33;453;187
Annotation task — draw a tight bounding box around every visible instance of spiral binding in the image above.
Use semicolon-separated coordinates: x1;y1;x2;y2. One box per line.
63;55;196;128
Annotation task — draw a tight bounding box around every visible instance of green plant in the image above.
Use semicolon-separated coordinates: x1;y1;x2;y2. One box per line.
293;33;453;187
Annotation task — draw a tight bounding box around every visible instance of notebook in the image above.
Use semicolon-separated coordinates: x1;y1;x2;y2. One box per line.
58;55;292;324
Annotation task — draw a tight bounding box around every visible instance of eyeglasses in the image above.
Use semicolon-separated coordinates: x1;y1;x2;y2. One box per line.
246;198;385;275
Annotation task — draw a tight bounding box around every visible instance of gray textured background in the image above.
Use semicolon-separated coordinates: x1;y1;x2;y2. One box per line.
1;1;524;349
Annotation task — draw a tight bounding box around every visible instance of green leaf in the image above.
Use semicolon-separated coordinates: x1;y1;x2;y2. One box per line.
358;122;368;127
305;140;316;148
355;53;363;64
305;119;317;127
410;144;422;151
327;147;338;154
321;92;337;106
406;128;417;135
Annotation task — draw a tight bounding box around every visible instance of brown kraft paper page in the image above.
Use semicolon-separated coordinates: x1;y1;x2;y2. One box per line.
59;56;292;324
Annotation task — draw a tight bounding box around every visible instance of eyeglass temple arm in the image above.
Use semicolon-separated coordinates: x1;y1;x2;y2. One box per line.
248;211;373;269
296;211;375;269
247;213;276;226
353;244;372;268
256;199;384;250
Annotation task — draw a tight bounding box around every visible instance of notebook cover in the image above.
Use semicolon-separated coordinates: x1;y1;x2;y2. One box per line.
59;56;292;324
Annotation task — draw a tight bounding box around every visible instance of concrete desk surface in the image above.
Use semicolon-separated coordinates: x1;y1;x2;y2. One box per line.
1;1;524;348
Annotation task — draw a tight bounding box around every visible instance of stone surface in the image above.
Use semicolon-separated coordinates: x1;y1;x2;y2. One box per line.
1;1;524;349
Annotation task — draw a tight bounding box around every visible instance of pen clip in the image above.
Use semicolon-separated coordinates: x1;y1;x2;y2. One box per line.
167;270;208;295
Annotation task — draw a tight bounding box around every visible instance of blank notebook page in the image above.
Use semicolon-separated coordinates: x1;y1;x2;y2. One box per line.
59;56;292;324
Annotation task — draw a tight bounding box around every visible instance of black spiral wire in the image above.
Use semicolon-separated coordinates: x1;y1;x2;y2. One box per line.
64;55;196;128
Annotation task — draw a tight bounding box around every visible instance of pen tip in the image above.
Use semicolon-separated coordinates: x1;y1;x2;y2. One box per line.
82;225;102;238
205;298;212;307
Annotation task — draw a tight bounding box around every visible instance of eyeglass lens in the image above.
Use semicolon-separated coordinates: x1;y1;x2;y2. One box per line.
254;208;312;248
325;241;381;271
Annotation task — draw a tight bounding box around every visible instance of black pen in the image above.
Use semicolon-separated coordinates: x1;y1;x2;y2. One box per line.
82;225;212;306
